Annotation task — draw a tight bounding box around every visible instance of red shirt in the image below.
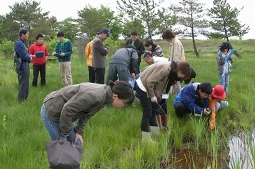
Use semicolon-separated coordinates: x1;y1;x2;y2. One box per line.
29;42;48;65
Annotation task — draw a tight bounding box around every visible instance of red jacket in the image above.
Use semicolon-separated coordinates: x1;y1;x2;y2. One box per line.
29;42;48;65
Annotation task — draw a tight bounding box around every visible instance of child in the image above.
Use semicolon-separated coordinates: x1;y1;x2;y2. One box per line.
208;85;228;131
216;42;233;95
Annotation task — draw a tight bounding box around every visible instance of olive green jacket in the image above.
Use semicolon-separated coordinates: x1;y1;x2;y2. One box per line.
43;83;113;135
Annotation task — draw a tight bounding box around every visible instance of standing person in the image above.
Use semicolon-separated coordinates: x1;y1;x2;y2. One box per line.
52;31;73;86
216;42;233;95
85;40;95;83
162;29;185;95
208;85;228;131
135;61;194;142
144;39;164;57
14;28;33;102
173;82;213;118
40;81;134;168
29;33;48;87
106;45;138;84
92;28;110;84
126;31;145;74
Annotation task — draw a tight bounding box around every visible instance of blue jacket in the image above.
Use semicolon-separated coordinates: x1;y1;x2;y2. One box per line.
54;39;72;62
14;38;31;71
173;83;209;115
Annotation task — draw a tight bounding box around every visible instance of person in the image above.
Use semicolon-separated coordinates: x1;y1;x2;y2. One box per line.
143;52;168;65
173;82;213;118
29;33;49;87
126;31;145;74
216;42;233;95
40;81;135;168
14;28;33;102
162;29;185;95
144;39;164;57
52;31;73;86
208;85;228;131
92;28;110;84
85;40;95;83
135;61;194;142
106;45;138;84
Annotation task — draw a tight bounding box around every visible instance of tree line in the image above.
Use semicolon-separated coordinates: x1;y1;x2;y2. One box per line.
0;0;249;58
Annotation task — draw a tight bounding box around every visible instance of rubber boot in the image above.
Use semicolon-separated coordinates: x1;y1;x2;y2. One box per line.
161;114;168;130
142;131;152;142
155;115;162;128
150;126;160;136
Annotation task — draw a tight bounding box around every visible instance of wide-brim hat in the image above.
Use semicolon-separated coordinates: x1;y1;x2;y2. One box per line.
219;42;230;49
211;85;226;99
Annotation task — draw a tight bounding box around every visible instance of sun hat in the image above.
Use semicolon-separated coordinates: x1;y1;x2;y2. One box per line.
219;42;230;49
211;85;226;99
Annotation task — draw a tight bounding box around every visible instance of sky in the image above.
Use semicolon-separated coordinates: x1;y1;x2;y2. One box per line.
1;0;254;39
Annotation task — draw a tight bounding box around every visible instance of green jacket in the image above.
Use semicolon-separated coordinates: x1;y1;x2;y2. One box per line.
43;83;113;135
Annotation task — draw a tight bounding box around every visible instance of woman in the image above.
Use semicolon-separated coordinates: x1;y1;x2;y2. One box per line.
144;39;164;57
41;81;134;168
135;61;194;142
216;42;233;95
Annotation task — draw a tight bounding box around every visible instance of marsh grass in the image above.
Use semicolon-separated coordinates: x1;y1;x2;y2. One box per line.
1;39;255;168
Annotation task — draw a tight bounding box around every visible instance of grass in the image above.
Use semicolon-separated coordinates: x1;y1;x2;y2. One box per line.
0;39;255;168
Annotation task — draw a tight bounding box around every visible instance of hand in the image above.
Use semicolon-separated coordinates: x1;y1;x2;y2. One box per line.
203;108;211;115
30;55;36;58
74;132;83;145
151;96;157;103
60;52;65;57
52;52;56;56
130;73;135;79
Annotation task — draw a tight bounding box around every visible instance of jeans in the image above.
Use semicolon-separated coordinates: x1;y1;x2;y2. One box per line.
94;68;105;84
135;84;158;132
32;64;46;86
40;104;81;169
106;63;129;85
88;66;95;83
18;62;29;102
219;74;229;95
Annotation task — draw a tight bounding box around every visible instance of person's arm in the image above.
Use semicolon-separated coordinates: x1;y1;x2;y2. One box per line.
64;41;73;56
15;41;31;61
94;40;108;56
136;41;145;55
130;50;138;73
174;42;185;62
28;45;34;55
53;42;60;57
85;43;90;58
182;87;204;114
59;92;101;136
216;52;226;65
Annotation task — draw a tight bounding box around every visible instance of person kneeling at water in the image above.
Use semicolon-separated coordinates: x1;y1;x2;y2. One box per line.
40;81;134;168
173;82;213;118
208;85;228;131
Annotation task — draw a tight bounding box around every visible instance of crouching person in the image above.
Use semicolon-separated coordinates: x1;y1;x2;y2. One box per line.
208;85;228;131
40;81;134;168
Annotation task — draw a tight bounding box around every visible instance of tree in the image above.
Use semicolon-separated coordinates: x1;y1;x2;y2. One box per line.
122;18;145;40
56;17;78;42
207;0;250;41
117;0;172;39
171;0;209;57
77;5;122;40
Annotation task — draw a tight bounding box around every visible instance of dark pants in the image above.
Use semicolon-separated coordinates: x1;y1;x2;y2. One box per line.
135;84;159;132
94;68;105;84
106;63;129;85
159;98;168;115
18;62;29;102
88;66;95;83
134;62;140;75
32;64;46;86
174;98;205;118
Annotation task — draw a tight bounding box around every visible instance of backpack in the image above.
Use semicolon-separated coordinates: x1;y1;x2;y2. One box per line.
14;51;22;73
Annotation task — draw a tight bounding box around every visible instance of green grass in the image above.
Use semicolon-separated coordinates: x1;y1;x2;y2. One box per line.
1;39;255;168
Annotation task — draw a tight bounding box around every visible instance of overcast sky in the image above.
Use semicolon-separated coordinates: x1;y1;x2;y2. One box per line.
1;0;254;39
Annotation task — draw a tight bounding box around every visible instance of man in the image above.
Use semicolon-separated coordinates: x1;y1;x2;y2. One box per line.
52;31;73;86
126;31;145;74
173;82;213;118
85;40;95;83
143;52;168;65
29;33;49;87
14;28;33;102
106;44;138;84
162;29;185;95
92;28;110;84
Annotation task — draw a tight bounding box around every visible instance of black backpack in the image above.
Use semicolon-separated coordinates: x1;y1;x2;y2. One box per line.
14;51;22;73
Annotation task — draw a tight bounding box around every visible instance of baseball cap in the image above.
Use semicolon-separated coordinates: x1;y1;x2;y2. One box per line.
101;28;110;37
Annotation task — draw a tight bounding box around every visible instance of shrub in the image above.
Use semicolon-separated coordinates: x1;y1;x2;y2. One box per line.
0;39;14;58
